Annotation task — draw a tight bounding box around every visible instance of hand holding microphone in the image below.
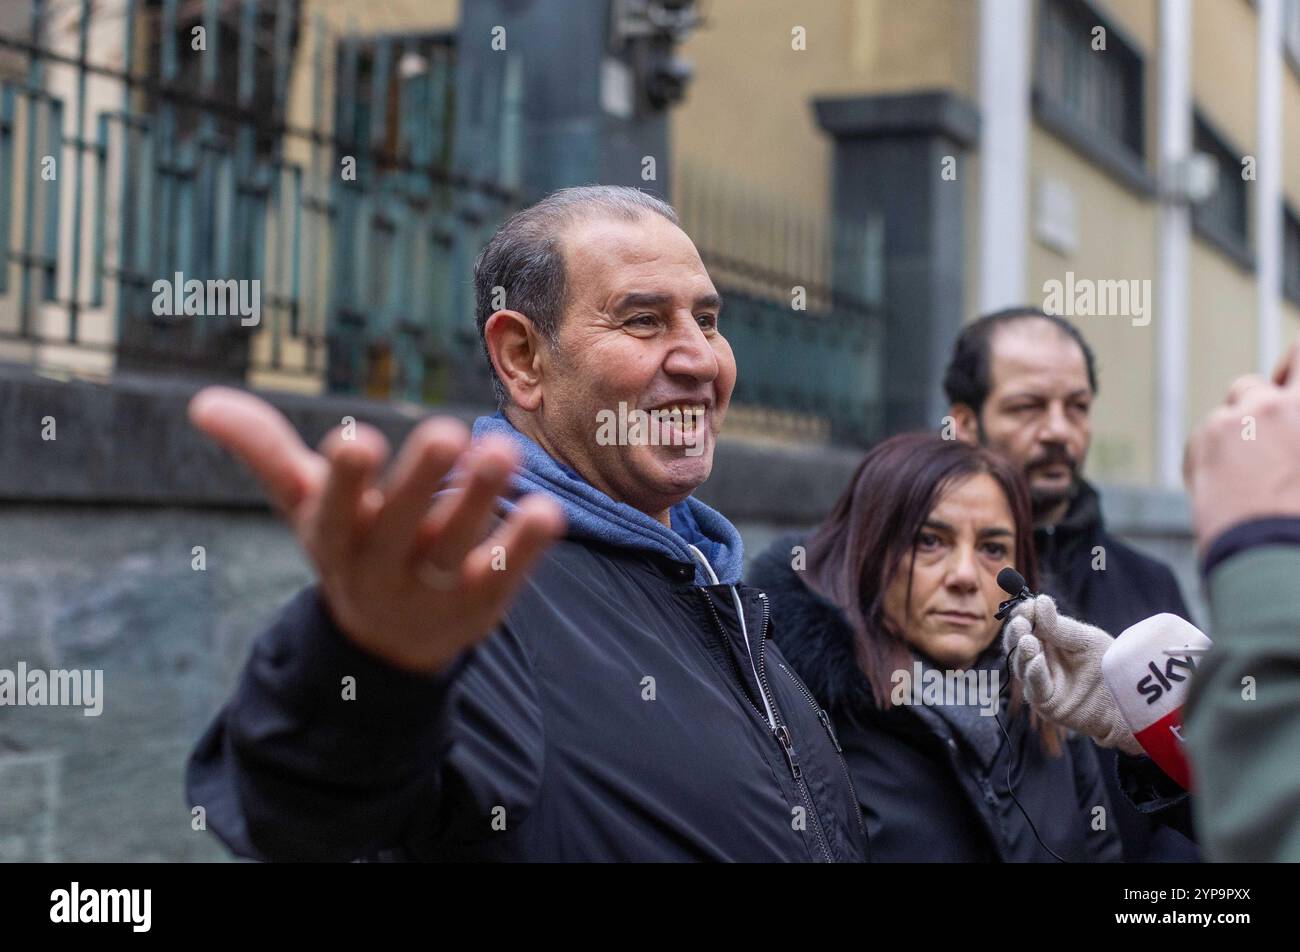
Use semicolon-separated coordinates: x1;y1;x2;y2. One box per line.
1002;594;1145;756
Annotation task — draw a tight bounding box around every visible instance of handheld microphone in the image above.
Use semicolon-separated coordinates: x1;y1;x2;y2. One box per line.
1101;614;1213;791
995;567;1032;620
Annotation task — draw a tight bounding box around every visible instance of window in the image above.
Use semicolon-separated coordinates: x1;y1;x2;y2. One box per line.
143;0;301;152
333;34;457;182
1192;112;1251;267
1035;0;1149;191
1284;206;1300;307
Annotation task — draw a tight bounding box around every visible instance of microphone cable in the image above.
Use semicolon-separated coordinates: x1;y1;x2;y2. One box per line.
992;566;1070;863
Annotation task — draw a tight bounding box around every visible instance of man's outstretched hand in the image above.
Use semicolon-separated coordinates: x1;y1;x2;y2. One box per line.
189;387;566;673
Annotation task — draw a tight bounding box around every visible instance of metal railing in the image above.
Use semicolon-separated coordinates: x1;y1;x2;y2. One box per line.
678;164;886;446
0;0;885;445
0;0;521;406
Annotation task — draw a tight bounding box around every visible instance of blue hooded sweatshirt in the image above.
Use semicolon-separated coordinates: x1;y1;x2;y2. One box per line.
472;413;744;587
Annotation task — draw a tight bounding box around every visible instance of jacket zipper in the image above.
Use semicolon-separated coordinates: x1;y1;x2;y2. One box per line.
698;589;834;862
778;661;870;843
699;591;768;725
754;593;833;863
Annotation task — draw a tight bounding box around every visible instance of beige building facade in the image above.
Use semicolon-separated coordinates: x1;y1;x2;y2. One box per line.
671;0;1300;489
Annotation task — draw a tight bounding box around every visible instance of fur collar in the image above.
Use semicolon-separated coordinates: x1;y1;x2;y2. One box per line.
748;534;882;723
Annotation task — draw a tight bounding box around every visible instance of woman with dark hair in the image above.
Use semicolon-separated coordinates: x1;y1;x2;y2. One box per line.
749;432;1122;862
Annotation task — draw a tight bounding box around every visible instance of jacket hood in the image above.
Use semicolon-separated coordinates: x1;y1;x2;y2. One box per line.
748;534;878;720
473;413;744;586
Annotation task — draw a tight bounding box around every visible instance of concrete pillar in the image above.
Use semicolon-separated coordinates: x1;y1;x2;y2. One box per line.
814;91;980;432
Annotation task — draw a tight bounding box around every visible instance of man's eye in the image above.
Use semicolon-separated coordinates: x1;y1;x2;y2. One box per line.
696;313;718;330
626;314;658;328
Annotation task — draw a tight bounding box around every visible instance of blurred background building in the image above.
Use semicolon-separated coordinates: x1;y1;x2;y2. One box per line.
1;0;1298;860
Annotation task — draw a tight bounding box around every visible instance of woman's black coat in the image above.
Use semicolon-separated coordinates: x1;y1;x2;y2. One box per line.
750;537;1123;862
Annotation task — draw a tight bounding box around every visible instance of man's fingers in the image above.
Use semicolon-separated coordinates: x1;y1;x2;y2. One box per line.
1225;374;1270;407
1271;340;1300;388
306;425;390;568
365;417;472;565
189;386;326;514
461;494;566;604
413;435;520;571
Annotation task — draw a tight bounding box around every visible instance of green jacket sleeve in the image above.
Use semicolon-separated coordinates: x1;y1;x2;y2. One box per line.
1184;545;1300;861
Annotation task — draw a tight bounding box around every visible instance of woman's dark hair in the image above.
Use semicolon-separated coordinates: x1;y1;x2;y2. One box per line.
804;432;1059;751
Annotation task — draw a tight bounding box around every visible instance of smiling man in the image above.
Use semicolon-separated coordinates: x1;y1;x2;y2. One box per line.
185;185;868;862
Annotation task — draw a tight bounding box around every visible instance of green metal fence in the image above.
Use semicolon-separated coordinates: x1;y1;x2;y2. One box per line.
0;0;521;406
0;0;884;445
677;164;886;446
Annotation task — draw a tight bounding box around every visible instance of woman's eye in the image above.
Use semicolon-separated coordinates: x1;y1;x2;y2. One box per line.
916;532;941;550
982;543;1008;559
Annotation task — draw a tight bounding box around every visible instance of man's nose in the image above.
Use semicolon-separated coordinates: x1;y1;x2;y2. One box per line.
662;315;719;381
1038;402;1073;444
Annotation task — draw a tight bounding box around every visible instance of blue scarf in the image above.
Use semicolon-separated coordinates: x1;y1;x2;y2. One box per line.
472;413;744;585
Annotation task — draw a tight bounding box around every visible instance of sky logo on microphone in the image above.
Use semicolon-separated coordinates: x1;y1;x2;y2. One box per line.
1136;655;1197;705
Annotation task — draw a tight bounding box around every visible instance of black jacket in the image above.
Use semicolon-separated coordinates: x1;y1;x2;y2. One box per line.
1036;480;1191;636
1036;480;1199;862
750;537;1123;863
186;537;870;862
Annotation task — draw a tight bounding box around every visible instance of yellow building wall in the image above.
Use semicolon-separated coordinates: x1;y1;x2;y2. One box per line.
670;0;974;220
1286;59;1300;211
1185;0;1262;433
992;0;1164;486
1187;244;1258;430
1026;127;1161;486
1192;0;1259;152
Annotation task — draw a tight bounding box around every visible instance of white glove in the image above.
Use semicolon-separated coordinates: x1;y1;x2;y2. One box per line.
1002;594;1143;756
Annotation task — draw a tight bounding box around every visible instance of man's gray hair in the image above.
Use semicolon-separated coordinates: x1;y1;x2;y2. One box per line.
473;185;682;407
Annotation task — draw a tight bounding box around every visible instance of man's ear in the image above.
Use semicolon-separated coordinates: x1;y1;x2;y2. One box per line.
484;310;546;411
948;404;981;445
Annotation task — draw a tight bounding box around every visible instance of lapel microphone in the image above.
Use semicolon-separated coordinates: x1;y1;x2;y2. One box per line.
994;567;1033;621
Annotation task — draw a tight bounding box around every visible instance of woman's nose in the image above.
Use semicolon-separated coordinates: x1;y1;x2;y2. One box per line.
945;546;980;590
